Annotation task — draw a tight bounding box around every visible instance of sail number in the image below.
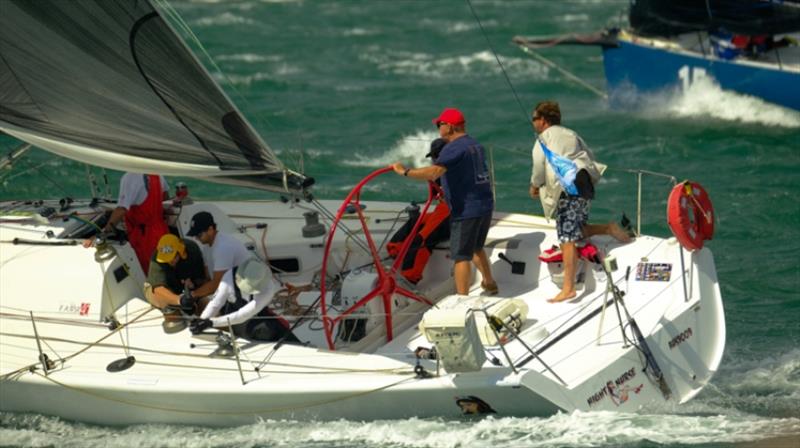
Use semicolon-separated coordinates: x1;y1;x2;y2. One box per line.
678;66;709;91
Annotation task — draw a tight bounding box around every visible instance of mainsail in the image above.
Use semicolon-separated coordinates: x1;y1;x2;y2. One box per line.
0;0;309;193
630;0;800;37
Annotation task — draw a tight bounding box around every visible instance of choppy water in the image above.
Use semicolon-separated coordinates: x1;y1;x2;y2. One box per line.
1;1;799;447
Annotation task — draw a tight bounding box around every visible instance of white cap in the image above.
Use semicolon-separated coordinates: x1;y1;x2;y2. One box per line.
235;258;271;295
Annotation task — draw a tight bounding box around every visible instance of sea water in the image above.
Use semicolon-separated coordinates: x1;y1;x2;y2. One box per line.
1;1;798;447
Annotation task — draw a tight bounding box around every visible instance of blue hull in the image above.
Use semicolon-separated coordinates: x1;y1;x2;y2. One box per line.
602;40;800;110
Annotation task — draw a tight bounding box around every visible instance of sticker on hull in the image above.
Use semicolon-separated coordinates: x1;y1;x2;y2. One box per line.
668;327;693;349
636;263;672;281
587;367;644;407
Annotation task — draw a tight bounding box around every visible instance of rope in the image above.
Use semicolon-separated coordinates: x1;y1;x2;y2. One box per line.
0;330;412;374
30;370;417;415
65;213;103;233
0;310;153;327
271;283;314;317
0;306;156;381
688;191;713;224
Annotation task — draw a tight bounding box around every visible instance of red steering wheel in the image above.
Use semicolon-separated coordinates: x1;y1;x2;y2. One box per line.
319;166;442;350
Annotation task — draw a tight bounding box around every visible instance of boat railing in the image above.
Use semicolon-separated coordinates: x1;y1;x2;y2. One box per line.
471;308;568;386
619;168;677;237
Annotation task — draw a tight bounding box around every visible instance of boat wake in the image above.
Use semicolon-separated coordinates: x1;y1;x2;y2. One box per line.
344;130;439;168
3;351;797;447
659;77;800;128
701;348;800;418
1;410;797;448
363;49;549;80
191;11;259;27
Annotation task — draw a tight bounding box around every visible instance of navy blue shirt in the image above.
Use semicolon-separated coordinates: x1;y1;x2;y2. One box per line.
435;135;494;220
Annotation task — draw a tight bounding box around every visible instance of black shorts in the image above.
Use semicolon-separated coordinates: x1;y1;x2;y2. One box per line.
449;213;492;261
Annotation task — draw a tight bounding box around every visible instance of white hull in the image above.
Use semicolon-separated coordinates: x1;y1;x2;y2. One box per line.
0;198;725;424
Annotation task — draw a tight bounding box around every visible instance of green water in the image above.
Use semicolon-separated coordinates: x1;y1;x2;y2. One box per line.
1;1;798;446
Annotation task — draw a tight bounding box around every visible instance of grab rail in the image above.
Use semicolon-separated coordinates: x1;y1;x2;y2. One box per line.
619;169;677;236
472;308;567;386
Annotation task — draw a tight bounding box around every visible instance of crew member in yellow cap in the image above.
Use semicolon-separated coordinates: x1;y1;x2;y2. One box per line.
145;233;209;310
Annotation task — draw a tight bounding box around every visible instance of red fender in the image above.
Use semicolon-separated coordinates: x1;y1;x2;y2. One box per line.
667;181;715;251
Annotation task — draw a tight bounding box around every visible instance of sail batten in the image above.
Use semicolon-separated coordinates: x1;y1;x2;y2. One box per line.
0;0;307;193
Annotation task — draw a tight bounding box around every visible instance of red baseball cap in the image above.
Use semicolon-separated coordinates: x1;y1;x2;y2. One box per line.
432;108;465;126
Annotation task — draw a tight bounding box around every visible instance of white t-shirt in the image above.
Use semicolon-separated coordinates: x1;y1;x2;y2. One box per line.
200;268;278;327
210;232;250;274
117;173;169;209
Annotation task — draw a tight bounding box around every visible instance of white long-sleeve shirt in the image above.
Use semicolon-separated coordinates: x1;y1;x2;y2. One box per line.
200;268;278;328
530;125;606;218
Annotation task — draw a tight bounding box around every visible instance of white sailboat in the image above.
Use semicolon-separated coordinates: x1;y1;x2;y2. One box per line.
0;1;725;425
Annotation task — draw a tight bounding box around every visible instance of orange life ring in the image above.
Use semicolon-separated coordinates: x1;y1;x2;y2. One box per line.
667;181;714;251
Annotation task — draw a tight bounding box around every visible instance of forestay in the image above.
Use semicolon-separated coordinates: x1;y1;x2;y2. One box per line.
0;0;308;193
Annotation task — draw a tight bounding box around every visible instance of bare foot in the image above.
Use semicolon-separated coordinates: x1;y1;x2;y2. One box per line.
609;222;632;243
547;290;577;303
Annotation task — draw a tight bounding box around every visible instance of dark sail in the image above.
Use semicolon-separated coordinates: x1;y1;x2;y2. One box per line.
630;0;800;36
0;0;309;193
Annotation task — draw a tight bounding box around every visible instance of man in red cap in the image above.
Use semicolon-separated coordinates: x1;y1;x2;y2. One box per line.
392;108;497;296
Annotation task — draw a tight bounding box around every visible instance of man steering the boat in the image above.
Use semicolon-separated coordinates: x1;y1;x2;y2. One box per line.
391;108;497;296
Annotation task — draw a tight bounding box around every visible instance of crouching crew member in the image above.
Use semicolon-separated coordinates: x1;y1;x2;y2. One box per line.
145;234;210;310
190;258;299;343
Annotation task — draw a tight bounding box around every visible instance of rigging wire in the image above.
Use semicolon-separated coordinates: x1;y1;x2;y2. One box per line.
0;154;72;197
152;0;307;174
30;163;71;198
465;0;530;124
516;46;608;99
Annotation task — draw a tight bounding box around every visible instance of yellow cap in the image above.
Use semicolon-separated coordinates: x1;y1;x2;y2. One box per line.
156;234;186;264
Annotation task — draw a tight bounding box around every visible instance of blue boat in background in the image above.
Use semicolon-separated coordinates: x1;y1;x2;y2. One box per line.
514;0;800;111
602;30;800;110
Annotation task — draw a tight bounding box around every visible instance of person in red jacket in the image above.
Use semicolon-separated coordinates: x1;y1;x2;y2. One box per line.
387;138;451;284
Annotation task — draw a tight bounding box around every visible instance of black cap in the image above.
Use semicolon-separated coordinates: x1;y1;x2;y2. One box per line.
425;138;447;160
186;211;215;237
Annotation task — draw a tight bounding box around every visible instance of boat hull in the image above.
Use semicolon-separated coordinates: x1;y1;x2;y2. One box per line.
602;39;800;110
0;199;725;424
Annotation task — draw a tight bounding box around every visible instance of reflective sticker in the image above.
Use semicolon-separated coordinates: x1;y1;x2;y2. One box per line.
636;262;672;281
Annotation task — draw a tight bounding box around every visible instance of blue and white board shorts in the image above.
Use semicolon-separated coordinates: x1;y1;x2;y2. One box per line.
556;196;590;243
